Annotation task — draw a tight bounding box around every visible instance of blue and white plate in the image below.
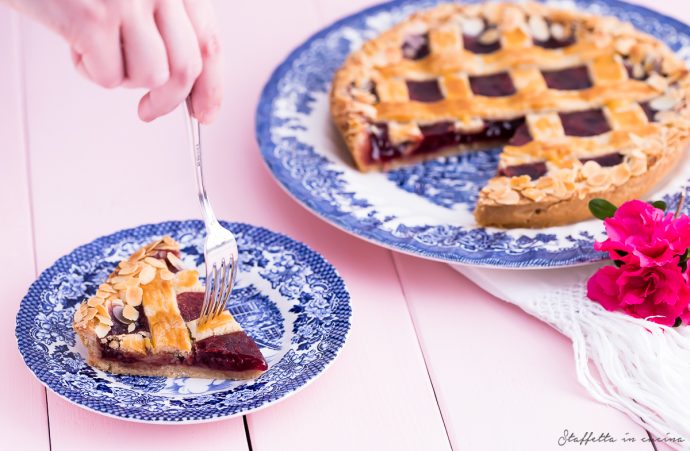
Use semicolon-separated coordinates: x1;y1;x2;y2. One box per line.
256;0;690;268
15;221;351;423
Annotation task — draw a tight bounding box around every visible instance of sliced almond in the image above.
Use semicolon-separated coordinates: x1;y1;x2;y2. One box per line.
494;188;521;205
109;275;131;285
628;156;647;176
632;63;645;79
128;248;146;262
96;314;114;326
126;286;143;306
127;323;136;333
73;308;85;322
650;94;678;112
112;282;130;291
123;304;139;322
587;171;610;187
95;303;109;317
460;16;485;37
615;37;635;55
94;323;111;339
159;268;175;281
98;283;116;293
528;15;549;41
611;164;632;185
581;160;602;179
84;307;98;321
139;265;157;285
478;28;500;45
111;298;124;307
87;296;104;307
646;73;669;92
167;253;185;271
118;263;141;276
522;188;546;202
144;256;167;269
550;23;570;41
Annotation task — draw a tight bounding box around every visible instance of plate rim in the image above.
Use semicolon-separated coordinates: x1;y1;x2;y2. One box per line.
255;0;690;269
15;219;352;424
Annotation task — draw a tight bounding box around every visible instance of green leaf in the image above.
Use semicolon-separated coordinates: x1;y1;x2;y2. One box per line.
650;200;667;211
674;317;683;327
589;199;617;220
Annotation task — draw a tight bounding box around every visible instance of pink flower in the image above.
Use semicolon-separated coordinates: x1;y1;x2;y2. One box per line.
587;262;690;326
594;200;690;267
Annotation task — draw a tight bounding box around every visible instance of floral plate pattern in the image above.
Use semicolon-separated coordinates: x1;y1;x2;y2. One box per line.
15;221;351;423
256;0;690;268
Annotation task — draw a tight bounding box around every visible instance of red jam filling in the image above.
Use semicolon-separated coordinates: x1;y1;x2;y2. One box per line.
559;109;611;137
177;291;204;322
499;162;548;179
194;333;268;372
469;72;516;97
499;152;625;180
402;33;430;60
463;29;501;54
100;290;268;372
369;118;526;163
406;79;444;102
542;66;592;91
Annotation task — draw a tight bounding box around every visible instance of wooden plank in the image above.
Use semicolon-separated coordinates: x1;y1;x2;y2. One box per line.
393;254;653;451
16;11;249;451
0;8;51;451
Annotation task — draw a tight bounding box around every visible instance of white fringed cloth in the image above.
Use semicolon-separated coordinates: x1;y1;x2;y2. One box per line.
454;263;690;449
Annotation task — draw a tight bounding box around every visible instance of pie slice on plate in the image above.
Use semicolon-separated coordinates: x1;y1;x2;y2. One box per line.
73;237;268;379
330;1;690;227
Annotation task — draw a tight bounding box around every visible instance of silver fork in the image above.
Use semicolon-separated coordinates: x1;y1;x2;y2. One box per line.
184;97;239;326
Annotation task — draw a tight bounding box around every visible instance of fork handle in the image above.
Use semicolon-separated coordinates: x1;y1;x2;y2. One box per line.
185;97;219;228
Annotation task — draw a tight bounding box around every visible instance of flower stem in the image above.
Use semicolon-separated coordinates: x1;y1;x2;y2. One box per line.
675;192;686;219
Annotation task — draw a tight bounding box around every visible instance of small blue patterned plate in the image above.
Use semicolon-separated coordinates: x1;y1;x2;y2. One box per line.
256;0;690;268
15;221;351;423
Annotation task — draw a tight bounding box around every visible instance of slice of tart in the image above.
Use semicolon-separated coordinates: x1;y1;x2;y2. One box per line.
330;2;690;227
73;237;268;379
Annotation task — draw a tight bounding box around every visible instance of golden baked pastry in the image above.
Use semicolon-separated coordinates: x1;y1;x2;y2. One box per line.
330;2;690;227
73;237;267;379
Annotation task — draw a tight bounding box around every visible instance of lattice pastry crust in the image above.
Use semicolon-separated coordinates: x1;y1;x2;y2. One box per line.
330;2;690;227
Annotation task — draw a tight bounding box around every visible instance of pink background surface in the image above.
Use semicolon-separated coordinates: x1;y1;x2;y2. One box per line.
1;1;686;450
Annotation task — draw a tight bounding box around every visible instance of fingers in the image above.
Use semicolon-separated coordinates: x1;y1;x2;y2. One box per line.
183;0;224;123
120;4;169;88
138;0;202;122
70;22;124;89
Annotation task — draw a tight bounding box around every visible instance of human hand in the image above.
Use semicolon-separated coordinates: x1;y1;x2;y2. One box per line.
8;0;223;123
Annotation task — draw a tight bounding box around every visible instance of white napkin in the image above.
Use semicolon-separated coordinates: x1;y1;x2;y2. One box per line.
452;263;690;450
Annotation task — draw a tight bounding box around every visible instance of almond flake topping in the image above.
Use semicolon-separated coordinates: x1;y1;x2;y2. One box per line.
159;269;175;281
144;256;167;269
125;286;143;306
478;28;500;45
528;15;549;41
123;304;139;322
139;265;157;285
94;323;111;339
167;253;185;271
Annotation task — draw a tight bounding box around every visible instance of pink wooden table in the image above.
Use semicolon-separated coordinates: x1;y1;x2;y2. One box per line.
1;1;687;450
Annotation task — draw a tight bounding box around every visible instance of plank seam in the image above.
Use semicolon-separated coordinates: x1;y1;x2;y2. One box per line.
12;12;51;451
389;252;454;451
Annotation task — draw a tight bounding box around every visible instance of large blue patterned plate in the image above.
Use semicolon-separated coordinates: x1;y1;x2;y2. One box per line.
256;0;690;268
15;221;351;423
